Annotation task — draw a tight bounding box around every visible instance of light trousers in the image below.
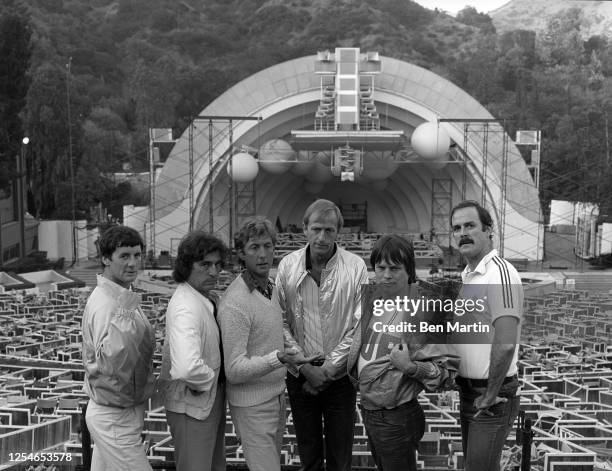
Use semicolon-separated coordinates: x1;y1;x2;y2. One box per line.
230;393;286;471
86;400;152;471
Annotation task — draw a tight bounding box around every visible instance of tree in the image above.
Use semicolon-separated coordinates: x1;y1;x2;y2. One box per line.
0;3;32;191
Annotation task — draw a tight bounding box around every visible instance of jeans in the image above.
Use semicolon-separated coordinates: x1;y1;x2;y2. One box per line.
361;399;425;471
286;374;356;471
458;376;520;471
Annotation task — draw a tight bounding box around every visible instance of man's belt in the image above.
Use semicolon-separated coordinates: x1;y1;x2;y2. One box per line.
456;375;517;388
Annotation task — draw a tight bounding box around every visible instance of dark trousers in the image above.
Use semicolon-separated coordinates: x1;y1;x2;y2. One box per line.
361;399;425;471
286;374;356;471
458;377;520;471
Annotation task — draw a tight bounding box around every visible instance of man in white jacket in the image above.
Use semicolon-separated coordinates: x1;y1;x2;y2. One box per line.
158;231;229;471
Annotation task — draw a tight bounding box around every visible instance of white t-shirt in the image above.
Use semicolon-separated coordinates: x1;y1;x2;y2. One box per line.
453;249;523;379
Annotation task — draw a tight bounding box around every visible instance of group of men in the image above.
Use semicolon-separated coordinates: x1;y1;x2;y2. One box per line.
81;198;523;471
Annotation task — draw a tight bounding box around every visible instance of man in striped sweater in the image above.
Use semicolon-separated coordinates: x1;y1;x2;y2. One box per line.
450;200;524;471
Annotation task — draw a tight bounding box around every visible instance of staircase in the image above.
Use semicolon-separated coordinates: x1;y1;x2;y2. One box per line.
64;264;99;287
565;272;612;293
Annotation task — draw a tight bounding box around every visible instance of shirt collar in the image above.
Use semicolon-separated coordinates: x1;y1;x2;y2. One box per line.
96;274;140;309
461;249;498;279
241;270;273;300
305;243;338;270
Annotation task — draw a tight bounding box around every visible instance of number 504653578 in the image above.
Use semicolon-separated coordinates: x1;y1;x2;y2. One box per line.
9;452;72;461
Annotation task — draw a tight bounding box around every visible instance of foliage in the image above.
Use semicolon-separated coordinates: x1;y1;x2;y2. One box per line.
3;0;612;223
0;1;32;191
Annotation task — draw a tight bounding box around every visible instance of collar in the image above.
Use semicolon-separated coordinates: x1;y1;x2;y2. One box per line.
305;243;338;270
241;270;274;300
462;249;498;279
183;281;216;306
96;274;140;310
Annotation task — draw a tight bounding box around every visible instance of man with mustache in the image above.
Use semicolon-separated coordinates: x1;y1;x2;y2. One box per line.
276;199;369;471
450;200;523;471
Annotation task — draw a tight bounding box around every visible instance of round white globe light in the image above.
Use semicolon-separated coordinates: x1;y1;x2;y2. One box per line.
410;122;451;160
371;179;389;192
306;154;333;183
259;139;296;174
303;181;324;194
227;152;259;182
362;152;399;180
22;137;29;145
292;151;316;176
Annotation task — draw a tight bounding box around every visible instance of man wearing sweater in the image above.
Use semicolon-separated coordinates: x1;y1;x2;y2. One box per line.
219;216;315;471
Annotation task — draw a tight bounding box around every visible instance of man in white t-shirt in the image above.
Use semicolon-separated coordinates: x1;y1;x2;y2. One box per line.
450;200;523;471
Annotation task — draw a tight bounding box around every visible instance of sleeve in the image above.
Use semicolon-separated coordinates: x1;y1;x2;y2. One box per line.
275;261;302;352
219;297;283;384
325;260;370;378
486;259;524;323
167;302;216;392
408;343;460;392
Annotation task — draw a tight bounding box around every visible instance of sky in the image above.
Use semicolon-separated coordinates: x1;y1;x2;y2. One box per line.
412;0;510;15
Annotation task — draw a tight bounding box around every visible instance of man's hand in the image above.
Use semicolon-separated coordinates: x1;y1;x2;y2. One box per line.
302;381;320;395
389;343;417;375
473;394;508;417
277;348;323;367
300;363;331;390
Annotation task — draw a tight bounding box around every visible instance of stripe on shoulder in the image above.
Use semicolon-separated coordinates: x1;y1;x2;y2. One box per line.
492;256;513;308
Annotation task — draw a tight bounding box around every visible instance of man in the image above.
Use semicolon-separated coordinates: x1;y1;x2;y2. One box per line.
82;225;155;471
348;235;458;471
158;231;228;471
450;200;523;471
219;216;316;471
276;199;370;471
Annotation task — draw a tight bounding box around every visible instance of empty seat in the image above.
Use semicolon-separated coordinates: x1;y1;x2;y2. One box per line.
34;397;58;414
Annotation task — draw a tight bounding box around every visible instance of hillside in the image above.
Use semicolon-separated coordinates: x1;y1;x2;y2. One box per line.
490;0;612;34
2;0;612;222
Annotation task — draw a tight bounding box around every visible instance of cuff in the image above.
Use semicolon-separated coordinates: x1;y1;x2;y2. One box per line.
266;350;284;369
406;361;437;380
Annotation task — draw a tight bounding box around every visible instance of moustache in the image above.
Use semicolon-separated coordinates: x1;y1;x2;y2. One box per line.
459;237;474;246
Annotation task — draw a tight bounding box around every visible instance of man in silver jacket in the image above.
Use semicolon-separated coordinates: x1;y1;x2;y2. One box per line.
82;225;155;471
276;199;369;471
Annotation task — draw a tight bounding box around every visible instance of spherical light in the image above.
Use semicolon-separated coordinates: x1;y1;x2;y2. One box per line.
306;153;333;183
22;137;29;145
303;181;324;194
259;139;296;174
315;151;331;166
362;152;399;180
371;179;389;192
292;151;316;175
227;152;259;182
410;122;451;160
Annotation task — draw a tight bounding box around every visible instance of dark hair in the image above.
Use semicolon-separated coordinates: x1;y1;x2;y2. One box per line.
173;231;228;283
303;199;344;230
450;200;493;231
234;216;277;254
99;225;144;266
370;235;416;284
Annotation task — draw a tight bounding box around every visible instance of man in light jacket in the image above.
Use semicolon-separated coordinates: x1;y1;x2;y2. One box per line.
276;199;370;471
158;231;228;471
82;225;155;471
348;235;458;471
